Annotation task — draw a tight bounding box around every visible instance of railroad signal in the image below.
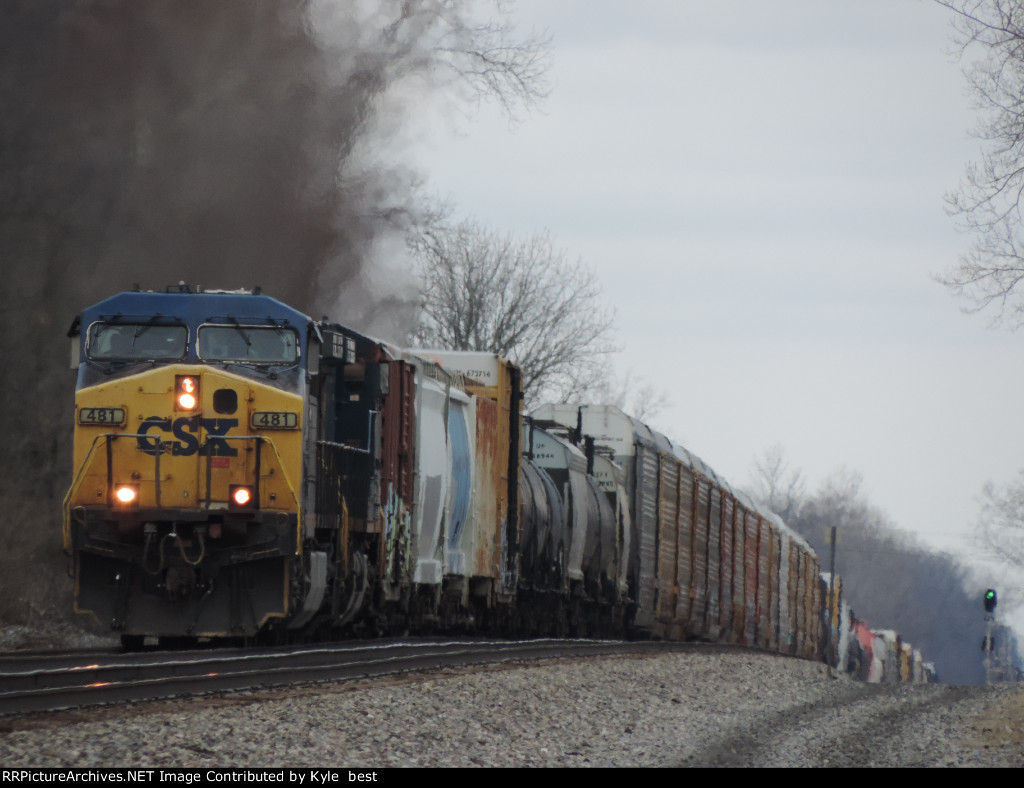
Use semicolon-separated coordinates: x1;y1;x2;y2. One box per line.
984;589;998;613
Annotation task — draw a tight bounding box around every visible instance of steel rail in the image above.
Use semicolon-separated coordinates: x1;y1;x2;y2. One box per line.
0;638;697;716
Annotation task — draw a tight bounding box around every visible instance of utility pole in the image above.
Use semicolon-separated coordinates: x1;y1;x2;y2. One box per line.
826;527;838;676
827;526;837;611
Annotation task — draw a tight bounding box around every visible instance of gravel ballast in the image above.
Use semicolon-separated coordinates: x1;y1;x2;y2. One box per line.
1;650;1021;768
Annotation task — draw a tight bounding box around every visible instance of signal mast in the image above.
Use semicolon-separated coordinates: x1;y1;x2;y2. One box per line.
983;588;998;685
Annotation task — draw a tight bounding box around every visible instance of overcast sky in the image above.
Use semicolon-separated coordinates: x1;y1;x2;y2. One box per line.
412;1;1024;588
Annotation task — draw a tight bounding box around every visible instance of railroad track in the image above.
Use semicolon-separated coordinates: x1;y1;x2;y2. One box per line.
0;638;693;716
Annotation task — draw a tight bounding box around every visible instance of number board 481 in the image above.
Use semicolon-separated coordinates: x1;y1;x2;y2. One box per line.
251;411;298;429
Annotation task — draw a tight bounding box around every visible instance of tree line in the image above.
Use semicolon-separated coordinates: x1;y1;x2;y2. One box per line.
748;446;1017;684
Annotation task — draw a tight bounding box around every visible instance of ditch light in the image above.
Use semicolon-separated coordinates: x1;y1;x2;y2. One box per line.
113;484;138;506
230;485;254;509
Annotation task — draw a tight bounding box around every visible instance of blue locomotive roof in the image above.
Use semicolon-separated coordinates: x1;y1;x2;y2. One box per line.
80;289;310;329
74;290;312;389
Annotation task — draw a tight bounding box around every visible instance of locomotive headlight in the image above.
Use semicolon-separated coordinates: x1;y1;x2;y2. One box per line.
229;485;254;509
175;375;200;411
113;484;139;506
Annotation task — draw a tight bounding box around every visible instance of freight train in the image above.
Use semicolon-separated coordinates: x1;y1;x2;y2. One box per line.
63;286;923;679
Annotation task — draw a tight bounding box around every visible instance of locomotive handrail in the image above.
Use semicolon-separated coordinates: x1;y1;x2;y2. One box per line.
316;409;378;456
62;433;111;551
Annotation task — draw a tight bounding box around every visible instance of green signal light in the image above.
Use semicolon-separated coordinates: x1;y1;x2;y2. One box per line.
984;589;998;612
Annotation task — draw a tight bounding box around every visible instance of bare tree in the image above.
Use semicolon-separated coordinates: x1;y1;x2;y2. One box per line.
420;0;552;123
410;218;618;403
745;444;806;523
936;0;1024;325
975;471;1024;565
588;369;673;426
972;473;1024;630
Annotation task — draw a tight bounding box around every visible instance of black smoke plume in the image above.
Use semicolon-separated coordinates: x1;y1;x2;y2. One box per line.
0;0;541;631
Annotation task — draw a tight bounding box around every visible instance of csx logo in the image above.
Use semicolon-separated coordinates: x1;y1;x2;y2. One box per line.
137;416;238;456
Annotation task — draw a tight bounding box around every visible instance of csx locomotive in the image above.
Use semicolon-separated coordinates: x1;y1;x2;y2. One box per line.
65;285;825;656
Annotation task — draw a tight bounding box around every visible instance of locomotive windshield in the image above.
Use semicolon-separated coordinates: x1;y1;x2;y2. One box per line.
87;322;187;361
198;324;299;364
